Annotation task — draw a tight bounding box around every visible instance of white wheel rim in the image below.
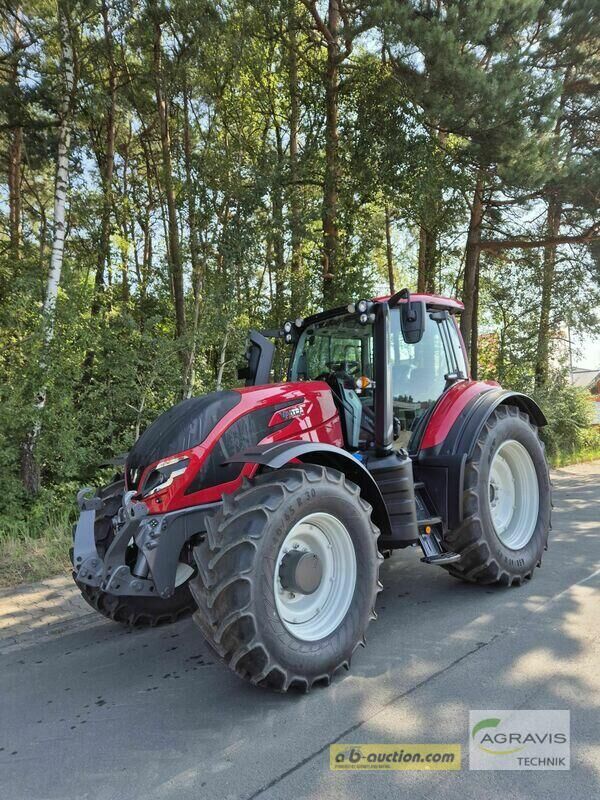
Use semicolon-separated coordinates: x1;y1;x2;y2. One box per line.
273;512;357;642
488;439;539;550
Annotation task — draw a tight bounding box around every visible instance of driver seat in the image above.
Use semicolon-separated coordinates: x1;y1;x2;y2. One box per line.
324;372;363;450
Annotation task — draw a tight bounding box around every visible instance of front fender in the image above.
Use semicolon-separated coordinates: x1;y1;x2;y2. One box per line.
226;441;394;539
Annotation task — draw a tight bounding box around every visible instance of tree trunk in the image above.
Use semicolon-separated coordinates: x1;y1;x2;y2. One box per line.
8;129;22;258
534;79;569;390
7;10;23;263
182;80;203;397
92;0;116;314
417;226;436;293
417;226;426;292
385;204;395;293
22;3;75;495
288;0;302;313
534;195;562;388
460;172;485;362
417;129;445;295
272;123;286;326
470;264;479;379
322;0;340;306
81;0;117;384
215;329;230;391
153;17;186;374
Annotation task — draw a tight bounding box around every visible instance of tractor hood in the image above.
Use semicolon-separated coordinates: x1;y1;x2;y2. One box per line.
126;390;241;488
125;382;342;512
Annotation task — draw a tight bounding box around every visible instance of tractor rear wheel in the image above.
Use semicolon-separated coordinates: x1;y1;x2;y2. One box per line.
190;465;382;691
444;405;551;585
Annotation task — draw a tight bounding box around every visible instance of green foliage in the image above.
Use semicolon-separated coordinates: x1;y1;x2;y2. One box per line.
0;0;598;586
529;379;596;460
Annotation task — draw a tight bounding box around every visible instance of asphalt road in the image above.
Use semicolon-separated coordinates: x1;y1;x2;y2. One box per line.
2;462;599;800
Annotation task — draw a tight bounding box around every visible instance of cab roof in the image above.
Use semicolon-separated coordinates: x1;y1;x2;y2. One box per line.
295;292;463;331
372;293;464;312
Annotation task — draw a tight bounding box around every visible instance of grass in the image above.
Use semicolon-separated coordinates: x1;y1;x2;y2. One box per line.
549;447;600;468
0;509;74;589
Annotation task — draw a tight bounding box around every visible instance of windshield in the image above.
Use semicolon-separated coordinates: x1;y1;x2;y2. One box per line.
289;314;374;382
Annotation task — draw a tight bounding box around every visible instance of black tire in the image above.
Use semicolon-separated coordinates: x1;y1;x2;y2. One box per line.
71;480;195;627
444;405;551;586
190;465;382;691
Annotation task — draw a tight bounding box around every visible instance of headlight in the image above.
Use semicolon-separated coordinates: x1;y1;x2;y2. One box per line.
141;456;190;497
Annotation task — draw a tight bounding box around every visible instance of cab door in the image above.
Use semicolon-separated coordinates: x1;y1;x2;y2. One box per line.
389;308;467;449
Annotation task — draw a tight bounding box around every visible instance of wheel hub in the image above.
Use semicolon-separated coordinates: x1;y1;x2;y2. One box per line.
278;550;323;595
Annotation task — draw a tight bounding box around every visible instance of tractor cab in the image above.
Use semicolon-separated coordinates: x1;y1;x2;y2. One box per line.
287;294;467;453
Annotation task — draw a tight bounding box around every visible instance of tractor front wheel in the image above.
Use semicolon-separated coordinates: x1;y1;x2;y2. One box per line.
190;465;382;691
71;480;196;627
444;405;551;586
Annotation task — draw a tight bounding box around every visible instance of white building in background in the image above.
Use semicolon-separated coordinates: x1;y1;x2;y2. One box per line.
570;367;600;425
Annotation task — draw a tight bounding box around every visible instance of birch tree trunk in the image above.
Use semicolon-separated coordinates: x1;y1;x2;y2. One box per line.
215;329;230;391
21;1;75;495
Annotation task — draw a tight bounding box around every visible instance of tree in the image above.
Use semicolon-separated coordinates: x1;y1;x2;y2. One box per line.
21;0;76;494
151;1;186;379
378;0;560;368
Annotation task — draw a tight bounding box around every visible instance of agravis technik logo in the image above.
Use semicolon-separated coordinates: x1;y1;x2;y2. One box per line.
469;710;570;770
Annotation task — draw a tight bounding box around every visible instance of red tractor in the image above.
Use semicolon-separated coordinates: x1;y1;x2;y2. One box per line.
72;290;551;691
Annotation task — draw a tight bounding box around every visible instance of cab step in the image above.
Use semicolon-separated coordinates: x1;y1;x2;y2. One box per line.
421;551;462;565
418;530;461;565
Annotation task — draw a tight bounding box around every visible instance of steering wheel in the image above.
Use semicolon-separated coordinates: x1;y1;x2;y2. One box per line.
315;366;359;393
332;360;360;375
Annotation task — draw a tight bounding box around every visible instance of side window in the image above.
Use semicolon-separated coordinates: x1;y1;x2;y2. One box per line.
389;309;454;443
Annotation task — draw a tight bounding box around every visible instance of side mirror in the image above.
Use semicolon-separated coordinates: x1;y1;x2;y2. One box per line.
388;287;426;344
400;299;425;344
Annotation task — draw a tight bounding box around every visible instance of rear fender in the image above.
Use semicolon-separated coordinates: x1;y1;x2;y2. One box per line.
226;441;393;539
417;387;547;530
434;388;547;459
